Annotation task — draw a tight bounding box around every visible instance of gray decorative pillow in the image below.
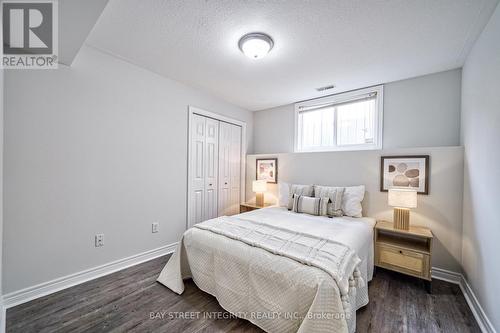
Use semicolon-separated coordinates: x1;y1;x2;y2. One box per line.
292;194;329;216
287;184;314;210
314;185;345;217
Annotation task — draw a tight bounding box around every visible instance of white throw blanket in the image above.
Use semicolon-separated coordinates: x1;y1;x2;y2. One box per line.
158;215;365;333
195;217;364;298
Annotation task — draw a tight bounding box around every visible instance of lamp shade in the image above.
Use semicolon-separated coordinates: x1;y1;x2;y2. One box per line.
388;189;417;208
252;180;267;193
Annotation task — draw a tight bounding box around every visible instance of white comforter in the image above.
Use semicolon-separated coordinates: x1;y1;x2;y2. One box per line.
157;207;375;333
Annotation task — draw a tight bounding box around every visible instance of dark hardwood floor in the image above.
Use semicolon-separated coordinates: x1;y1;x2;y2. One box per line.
7;255;480;333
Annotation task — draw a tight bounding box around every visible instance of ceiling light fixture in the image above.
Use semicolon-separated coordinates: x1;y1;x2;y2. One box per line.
238;32;274;59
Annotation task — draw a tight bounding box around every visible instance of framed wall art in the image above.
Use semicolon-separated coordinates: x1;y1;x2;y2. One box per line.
380;155;429;194
256;158;278;184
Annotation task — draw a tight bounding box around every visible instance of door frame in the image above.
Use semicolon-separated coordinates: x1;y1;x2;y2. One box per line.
187;106;247;229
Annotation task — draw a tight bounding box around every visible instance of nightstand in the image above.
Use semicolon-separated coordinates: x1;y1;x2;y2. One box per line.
374;220;433;292
240;202;273;213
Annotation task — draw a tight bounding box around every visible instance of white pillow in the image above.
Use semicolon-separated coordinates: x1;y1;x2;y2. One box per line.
342;185;365;217
278;182;290;207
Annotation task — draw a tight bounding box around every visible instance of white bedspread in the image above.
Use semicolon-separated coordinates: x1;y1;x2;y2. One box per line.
157;207;375;333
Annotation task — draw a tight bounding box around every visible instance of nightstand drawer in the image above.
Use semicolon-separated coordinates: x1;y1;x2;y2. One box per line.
377;244;430;279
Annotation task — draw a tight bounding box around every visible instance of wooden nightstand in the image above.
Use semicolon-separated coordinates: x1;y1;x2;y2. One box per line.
375;220;433;292
240;202;273;213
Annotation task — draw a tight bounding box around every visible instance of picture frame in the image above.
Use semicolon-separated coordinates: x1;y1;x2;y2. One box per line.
380;155;430;194
256;158;278;184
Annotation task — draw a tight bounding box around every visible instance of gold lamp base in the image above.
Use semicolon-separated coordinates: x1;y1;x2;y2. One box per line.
256;192;264;207
393;207;410;230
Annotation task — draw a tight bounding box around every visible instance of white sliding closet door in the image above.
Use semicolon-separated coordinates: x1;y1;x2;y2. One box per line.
204;118;219;220
228;124;241;215
218;122;231;216
190;114;206;226
218;122;241;216
188;109;243;227
189;114;219;227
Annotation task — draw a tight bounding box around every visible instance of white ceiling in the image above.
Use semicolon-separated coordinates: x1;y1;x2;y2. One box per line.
86;0;499;111
59;0;109;65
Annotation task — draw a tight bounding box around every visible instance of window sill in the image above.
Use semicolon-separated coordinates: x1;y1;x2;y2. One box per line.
294;145;382;153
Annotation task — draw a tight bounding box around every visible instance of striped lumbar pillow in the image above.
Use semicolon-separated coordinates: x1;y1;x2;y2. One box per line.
292;194;329;216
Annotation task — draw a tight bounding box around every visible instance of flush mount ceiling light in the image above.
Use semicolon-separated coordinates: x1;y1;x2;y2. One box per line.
238;32;274;59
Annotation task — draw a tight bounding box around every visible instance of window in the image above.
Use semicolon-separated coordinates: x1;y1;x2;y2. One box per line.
295;86;383;152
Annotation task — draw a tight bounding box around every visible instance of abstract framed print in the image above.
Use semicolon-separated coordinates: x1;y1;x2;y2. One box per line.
381;155;429;194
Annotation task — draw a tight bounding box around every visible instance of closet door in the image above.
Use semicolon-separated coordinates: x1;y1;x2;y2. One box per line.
204;118;219;220
189;111;241;226
190;114;206;226
218;122;242;216
228;124;242;215
218;122;231;216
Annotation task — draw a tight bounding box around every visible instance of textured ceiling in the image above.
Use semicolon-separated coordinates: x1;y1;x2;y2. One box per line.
86;0;499;111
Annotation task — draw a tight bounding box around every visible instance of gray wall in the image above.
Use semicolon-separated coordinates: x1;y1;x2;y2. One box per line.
253;69;461;154
3;45;253;294
461;3;500;330
247;146;464;272
0;68;3;311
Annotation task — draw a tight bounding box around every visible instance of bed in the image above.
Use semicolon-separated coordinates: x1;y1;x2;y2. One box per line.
157;207;375;333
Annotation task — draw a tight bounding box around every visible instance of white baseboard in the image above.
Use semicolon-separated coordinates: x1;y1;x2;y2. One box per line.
431;266;462;284
2;242;178;310
460;275;497;333
432;267;497;333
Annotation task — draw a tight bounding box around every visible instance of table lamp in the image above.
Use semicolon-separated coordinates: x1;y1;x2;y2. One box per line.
252;180;267;206
388;189;417;230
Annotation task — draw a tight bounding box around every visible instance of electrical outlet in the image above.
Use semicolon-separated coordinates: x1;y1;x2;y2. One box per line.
152;222;159;233
95;234;104;247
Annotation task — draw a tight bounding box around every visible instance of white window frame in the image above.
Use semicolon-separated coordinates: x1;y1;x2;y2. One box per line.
294;85;384;153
